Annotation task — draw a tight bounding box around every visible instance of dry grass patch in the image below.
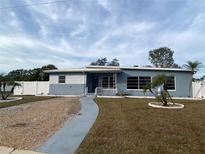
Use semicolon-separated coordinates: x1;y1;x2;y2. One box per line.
0;97;80;150
77;98;205;154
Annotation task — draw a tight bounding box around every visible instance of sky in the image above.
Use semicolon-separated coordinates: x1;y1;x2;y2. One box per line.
0;0;205;77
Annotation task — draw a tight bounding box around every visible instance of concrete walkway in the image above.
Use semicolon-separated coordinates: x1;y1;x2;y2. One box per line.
36;96;99;154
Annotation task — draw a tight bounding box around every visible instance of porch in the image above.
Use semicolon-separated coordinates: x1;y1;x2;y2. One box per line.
86;72;118;95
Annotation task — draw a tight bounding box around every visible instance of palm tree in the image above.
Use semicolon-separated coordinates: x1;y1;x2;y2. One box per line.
143;74;174;106
183;61;202;97
0;74;21;100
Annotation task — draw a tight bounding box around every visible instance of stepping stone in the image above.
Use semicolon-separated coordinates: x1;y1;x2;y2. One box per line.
0;146;14;154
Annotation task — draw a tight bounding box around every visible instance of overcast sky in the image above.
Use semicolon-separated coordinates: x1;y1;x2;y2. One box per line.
0;0;205;77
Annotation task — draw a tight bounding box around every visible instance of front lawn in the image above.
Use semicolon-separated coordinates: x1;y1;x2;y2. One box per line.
77;98;205;154
0;96;54;108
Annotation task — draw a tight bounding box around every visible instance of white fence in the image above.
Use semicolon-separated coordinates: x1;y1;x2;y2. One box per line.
14;81;49;96
192;81;205;98
13;81;205;98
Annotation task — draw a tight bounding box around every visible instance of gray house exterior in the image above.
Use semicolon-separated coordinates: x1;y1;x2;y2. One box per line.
45;66;193;97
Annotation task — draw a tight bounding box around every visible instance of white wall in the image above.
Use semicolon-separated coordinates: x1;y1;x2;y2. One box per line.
192;81;205;98
49;74;86;84
14;81;49;96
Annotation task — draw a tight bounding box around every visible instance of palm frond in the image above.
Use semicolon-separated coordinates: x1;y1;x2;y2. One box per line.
183;60;203;74
151;74;166;89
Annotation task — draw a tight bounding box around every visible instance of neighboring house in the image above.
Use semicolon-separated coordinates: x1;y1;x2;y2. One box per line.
45;66;193;97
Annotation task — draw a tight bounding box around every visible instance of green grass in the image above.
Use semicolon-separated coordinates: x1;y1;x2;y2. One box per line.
0;96;54;108
76;98;205;154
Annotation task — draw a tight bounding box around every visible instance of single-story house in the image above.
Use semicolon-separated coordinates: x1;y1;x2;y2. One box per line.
45;66;192;97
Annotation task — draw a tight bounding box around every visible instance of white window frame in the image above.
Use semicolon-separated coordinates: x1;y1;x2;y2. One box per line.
167;76;176;91
102;76;116;89
126;76;139;90
58;75;66;84
126;76;176;91
127;76;152;91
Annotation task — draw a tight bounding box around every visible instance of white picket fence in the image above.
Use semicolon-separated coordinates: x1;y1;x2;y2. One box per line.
14;81;49;96
192;81;205;99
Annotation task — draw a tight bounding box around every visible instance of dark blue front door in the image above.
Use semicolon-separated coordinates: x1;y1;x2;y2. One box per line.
91;76;99;93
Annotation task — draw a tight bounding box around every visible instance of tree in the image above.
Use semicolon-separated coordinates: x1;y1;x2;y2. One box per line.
107;58;120;66
143;74;174;106
90;58;108;66
148;47;174;68
183;61;202;75
183;60;202;96
41;64;57;81
90;58;120;66
41;64;57;70
7;69;30;81
0;74;21;100
29;68;42;81
6;64;57;81
172;63;181;68
142;65;152;68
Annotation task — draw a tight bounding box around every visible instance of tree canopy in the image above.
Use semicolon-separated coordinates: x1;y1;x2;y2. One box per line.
90;58;120;66
5;64;57;81
148;47;174;68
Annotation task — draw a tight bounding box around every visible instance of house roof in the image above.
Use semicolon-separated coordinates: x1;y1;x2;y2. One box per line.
44;68;121;73
44;65;192;73
86;65;192;72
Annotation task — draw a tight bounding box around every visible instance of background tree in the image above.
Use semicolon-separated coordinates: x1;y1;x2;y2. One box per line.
148;47;174;68
41;64;57;70
41;64;57;81
90;58;120;66
7;69;30;81
183;60;203;96
90;58;108;66
172;63;181;68
107;58;120;66
6;64;57;81
142;65;152;68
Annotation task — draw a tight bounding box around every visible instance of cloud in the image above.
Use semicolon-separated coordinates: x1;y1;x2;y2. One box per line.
0;0;205;77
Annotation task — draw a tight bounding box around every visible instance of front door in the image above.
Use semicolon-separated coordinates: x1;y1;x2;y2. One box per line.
91;76;99;93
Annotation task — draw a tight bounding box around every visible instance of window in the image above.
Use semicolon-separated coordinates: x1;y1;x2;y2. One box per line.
127;77;139;89
139;76;151;89
102;77;109;88
166;76;175;90
58;76;65;83
127;76;151;90
102;76;115;88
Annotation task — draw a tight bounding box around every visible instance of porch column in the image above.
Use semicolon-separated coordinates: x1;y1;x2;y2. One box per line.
114;72;117;94
113;73;115;93
83;71;86;96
